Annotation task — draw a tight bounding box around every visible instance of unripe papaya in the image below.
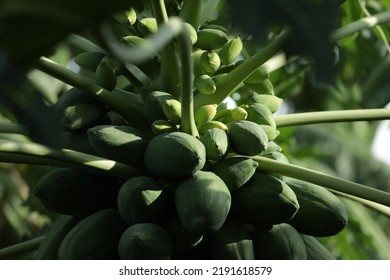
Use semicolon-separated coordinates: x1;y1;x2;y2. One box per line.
162;99;182;125
143;91;175;125
118;223;174;260
230;107;248;121
244;67;270;84
121;35;146;47
199;128;229;161
58;209;127;259
175;171;231;234
301;234;336;260
198;120;228;135
55;87;106;132
144;132;206;179
252;223;307;260
199;51;221;74
218;37;243;66
230;172;299;225
194;104;218;127
260;125;280;141
74;51;105;72
194;74;216;95
196;28;228;50
208;217;255;260
261;141;283;154
95;58;117;91
87;125;148;167
211;156;258;193
248;94;283;113
164;214;204;254
117;176;173;225
137;17;158;34
33;168;122;215
245;103;276;128
151;119;178;135
184;22;198;45
245;78;274;95
227;120;268;156
286;179;348;237
35;215;80;260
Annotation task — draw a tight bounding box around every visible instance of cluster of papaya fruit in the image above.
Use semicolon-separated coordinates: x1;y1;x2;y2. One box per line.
33;3;348;260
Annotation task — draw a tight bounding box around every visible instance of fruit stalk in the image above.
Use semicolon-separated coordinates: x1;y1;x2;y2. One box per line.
0;236;44;260
253;156;390;207
0;140;141;178
274;109;390;127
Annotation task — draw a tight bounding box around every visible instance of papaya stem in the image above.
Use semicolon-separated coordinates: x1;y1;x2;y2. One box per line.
274;109;390;127
152;0;181;99
0;236;44;260
194;31;288;108
331;11;390;41
0;140;141;178
252;156;390;207
177;23;199;137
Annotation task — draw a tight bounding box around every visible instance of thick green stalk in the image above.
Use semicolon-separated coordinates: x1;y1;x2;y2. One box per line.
177;25;198;137
152;0;181;99
194;32;288;108
0;140;141;178
35;57;149;134
179;0;203;29
0;123;28;135
274;109;390;127
0;236;44;260
331;11;390;41
253;156;390;207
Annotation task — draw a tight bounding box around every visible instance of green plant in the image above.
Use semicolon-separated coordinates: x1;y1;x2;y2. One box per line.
1;0;390;260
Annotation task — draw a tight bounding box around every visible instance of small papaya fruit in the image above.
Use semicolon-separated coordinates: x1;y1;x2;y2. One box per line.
218;37;243;65
248;94;283;113
87;125;148;167
144;132;206;179
199;128;230;161
252;223;307;260
199;51;221;74
301;234;336;260
227;120;268;156
143;91;175;125
117;176;173;225
245;103;276;128
196;28;228;50
118;223;174;260
175;171;231;234
211;156;258;193
74;51;105;72
58;209;127;259
230;172;299;225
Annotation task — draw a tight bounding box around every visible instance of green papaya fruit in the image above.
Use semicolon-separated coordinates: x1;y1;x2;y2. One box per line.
33;168;122;215
230;107;248;121
74;51;105;72
194;74;216;95
248;94;283;113
175;171;231;234
198;120;228;135
194;104;218;127
261;141;283;154
117;176;173;225
227;120;268;156
218;37;243;65
164;214;204;254
151;119;178;135
245;103;276;128
245;78;274;95
195;28;228;50
208;217;255;260
35;215;80;260
301;234;336;260
199;51;221;74
199;128;230;161
286;178;348;237
58;209;127;259
252;223;307;260
143;91;175;125
144;131;206;179
95;58;117;91
162;99;182;125
184;22;198;45
211;156;258;193
87;125;148;167
55;87;106;132
137;17;158;34
259;125;280;141
118;223;174;260
230;172;299;225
